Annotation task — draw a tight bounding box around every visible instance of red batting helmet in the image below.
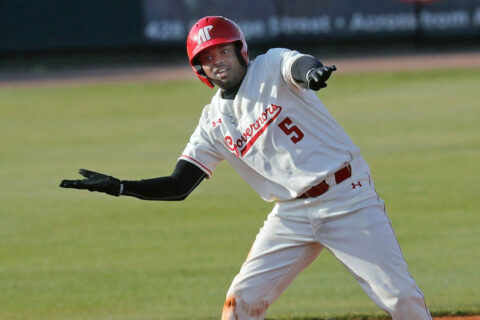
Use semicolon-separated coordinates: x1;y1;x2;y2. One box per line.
187;16;249;88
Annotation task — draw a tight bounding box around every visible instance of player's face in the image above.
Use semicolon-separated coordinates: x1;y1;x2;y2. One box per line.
198;43;246;90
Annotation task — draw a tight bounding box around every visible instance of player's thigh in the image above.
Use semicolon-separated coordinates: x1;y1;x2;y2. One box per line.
224;222;322;318
317;204;414;296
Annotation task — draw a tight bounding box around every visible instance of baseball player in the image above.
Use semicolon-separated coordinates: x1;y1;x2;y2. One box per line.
61;16;431;320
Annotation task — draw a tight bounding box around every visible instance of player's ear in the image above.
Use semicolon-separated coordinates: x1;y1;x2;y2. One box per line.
234;42;247;67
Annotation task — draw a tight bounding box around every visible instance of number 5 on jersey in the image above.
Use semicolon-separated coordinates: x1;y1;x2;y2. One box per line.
278;117;304;144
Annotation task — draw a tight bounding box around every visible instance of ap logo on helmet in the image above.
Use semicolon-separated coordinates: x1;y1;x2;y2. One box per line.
197;25;213;46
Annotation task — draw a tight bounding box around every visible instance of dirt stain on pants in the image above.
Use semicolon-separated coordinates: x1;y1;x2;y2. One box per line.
221;295;270;320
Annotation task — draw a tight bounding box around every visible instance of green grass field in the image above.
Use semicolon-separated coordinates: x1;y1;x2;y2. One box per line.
1;68;479;320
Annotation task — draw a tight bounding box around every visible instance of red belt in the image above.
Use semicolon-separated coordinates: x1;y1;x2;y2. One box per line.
298;164;352;199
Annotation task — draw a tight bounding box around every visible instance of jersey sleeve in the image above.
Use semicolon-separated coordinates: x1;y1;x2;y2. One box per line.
278;49;314;91
179;107;223;178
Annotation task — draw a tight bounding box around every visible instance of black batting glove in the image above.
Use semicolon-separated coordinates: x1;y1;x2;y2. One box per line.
60;169;122;196
307;65;337;91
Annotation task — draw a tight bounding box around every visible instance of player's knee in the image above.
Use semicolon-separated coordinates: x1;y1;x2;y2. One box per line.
221;295;237;320
391;286;425;310
385;287;430;319
221;293;270;320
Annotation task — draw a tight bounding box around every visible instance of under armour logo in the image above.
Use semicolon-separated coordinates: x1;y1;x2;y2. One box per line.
212;118;222;127
197;25;213;46
351;181;362;189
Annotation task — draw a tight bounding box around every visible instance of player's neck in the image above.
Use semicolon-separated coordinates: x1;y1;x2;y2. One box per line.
221;83;241;100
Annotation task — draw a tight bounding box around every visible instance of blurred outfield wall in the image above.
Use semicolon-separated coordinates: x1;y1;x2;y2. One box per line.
1;0;480;54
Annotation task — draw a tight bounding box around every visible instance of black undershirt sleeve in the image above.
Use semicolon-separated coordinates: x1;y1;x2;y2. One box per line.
291;55;324;84
121;160;207;201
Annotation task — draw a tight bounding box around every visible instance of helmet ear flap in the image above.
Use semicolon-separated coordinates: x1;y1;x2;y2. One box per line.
193;64;206;76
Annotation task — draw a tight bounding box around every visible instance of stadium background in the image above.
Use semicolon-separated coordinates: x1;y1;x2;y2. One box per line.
1;0;480;77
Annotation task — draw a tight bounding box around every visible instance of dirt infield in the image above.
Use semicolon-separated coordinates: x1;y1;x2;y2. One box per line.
435;317;480;320
1;50;480;88
323;51;480;73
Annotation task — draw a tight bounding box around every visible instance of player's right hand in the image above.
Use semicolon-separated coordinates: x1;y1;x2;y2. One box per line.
60;169;122;196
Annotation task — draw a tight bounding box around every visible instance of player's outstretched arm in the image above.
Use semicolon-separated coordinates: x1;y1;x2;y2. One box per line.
291;55;336;91
60;160;207;201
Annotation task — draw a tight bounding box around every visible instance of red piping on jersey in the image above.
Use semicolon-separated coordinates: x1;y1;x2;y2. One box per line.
240;109;281;156
225;104;282;157
180;155;212;176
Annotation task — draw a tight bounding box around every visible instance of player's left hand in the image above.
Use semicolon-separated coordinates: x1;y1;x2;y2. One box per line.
307;65;337;91
60;169;122;196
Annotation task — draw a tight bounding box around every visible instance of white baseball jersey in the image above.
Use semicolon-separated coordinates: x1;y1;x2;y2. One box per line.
180;48;360;202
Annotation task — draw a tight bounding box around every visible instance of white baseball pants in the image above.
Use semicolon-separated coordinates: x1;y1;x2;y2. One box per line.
221;157;431;320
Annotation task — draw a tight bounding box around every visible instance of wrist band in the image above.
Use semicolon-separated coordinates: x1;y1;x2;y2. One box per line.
119;183;124;196
305;68;315;83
